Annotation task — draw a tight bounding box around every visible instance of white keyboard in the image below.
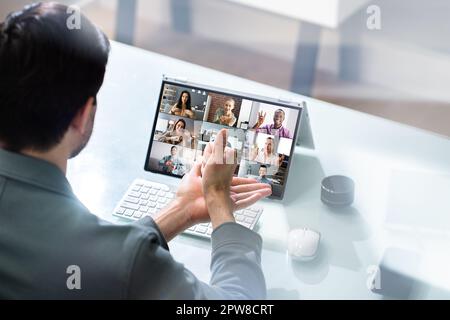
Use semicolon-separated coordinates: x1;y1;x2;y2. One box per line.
113;179;263;239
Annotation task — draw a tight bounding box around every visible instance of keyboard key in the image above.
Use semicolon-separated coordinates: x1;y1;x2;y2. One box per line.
149;208;157;215
139;206;149;213
152;185;161;191
150;195;158;202
188;226;196;232
142;194;150;200
116;207;126;215
150;189;158;195
157;198;167;204
249;207;260;213
243;222;252;229
157;191;166;197
125;197;139;204
236;215;245;222
121;202;140;211
161;185;170;192
140;200;148;206
207;228;213;236
141;187;150;193
148;202;157;208
129;191;141;198
133;212;143;219
196;226;208;234
245;217;254;224
244;210;257;218
124;209;134;217
132;186;141;192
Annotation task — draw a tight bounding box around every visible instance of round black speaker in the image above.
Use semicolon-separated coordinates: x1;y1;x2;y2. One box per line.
321;175;355;207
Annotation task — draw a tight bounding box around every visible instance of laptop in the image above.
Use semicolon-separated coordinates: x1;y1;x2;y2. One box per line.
113;76;305;239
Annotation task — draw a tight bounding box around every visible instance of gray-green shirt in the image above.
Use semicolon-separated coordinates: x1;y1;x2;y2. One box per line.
0;148;266;300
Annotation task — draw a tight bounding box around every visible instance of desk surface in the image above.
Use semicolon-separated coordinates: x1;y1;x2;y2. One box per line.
67;42;450;299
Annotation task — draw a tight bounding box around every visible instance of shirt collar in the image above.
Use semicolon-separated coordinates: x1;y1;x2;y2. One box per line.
0;148;76;199
270;124;283;130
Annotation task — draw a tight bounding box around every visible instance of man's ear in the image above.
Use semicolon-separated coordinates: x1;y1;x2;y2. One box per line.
71;97;95;135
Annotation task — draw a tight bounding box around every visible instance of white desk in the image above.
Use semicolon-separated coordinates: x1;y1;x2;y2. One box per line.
67;42;450;299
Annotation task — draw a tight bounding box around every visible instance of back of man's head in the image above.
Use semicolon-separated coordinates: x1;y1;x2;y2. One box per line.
0;2;110;152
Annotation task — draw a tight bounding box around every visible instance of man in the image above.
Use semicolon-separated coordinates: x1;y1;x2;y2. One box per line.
0;3;272;299
253;109;293;139
257;165;271;185
159;146;185;175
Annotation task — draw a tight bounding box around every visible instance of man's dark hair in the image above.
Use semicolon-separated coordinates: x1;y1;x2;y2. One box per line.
0;2;110;152
260;165;267;169
171;146;177;152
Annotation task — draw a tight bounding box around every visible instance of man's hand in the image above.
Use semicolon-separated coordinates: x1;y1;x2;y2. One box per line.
254;111;266;128
177;161;271;226
202;129;271;229
155;129;272;241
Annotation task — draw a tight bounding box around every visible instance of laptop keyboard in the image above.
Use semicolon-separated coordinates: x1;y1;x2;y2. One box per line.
113;179;263;239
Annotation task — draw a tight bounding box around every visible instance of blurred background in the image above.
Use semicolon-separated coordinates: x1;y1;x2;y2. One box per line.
1;0;449;137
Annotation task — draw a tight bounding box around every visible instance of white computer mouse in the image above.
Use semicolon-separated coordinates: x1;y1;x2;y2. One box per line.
287;228;321;261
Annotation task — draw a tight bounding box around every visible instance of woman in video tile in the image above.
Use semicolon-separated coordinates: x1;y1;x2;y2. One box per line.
169;91;195;119
213;98;237;127
158;119;191;146
251;137;279;166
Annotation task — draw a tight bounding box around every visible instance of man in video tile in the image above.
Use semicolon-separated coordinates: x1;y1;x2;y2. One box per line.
158;146;185;175
257;165;271;184
253;109;292;139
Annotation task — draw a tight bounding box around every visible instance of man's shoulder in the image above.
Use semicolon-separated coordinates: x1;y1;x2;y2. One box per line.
0;178;166;299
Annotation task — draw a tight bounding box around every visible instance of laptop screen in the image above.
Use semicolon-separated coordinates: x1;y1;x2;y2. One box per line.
145;80;303;199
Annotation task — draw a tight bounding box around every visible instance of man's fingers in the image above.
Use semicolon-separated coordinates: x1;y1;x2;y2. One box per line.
235;194;260;210
231;189;272;202
191;162;202;177
234;189;272;211
203;141;213;159
225;147;236;165
201;142;214;169
213;129;227;164
231;177;258;186
231;183;272;194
